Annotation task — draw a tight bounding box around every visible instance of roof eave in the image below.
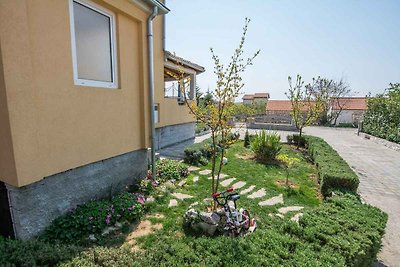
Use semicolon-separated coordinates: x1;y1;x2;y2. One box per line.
131;0;170;15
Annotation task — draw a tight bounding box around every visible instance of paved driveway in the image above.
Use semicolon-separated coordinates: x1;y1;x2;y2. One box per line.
304;127;400;267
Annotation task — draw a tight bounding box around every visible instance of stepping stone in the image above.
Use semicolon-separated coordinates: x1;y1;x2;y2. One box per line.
178;180;186;187
276;214;284;219
171;193;193;200
192;176;199;183
199;169;212;175
168;199;178;207
188;166;200;172
240;185;256;195
146;196;155;203
220;178;236;187
248;188;266;199
290;213;303;223
258;194;284;206
278;206;304;214
208;174;228;180
232;181;246;189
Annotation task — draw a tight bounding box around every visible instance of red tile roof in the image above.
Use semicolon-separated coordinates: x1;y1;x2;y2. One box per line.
242;93;270;100
266;100;312;111
331;97;367;110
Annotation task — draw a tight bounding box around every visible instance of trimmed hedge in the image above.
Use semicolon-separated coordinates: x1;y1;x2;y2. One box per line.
304;135;359;196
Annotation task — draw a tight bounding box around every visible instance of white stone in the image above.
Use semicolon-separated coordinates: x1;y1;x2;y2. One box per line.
188;166;200;172
240;185;256;195
223;157;228;164
258;194;284;206
146;196;155;203
203;198;213;204
232;181;246;189
290;213;303;223
199;169;212;175
88;234;97;242
168;199;178;207
220;178;236;187
171;193;193;200
189;202;199;208
248;188;266;199
278;206;304;214
178;180;186;187
276;214;284;219
192;176;199;183
208;173;228;180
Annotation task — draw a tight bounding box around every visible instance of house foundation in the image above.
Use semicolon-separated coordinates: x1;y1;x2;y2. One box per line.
155;121;195;150
5;149;147;240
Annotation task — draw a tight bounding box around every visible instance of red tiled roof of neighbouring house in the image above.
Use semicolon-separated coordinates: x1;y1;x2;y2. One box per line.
253;93;270;98
266;100;313;111
242;93;270;100
331;97;367;110
242;94;254;100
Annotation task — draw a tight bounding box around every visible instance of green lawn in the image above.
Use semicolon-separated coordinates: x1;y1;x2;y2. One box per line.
127;142;320;251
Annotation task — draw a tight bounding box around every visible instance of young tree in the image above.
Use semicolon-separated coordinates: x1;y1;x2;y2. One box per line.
306;77;353;125
184;18;260;203
286;75;323;146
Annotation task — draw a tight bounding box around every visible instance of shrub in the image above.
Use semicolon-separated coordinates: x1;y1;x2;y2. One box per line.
286;134;293;144
250;130;282;162
363;85;400;144
304;135;359;196
0;236;80;267
244;130;250;148
184;139;220;166
297;193;387;267
156;159;188;182
293;134;306;147
41;192;144;244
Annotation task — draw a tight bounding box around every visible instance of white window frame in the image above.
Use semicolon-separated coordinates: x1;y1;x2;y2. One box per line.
69;0;118;89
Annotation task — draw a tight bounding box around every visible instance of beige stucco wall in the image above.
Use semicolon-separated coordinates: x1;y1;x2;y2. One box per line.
0;0;194;187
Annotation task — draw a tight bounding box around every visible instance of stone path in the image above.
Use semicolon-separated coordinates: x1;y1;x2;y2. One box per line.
199;169;212;176
232;181;246;189
172;193;193;200
259;194;283;206
278;206;304;214
304;126;400;265
220;178;236;187
240;185;256;195
248;188;266;199
192;176;199;183
188;166;200;172
168;199;178;207
290;213;303;223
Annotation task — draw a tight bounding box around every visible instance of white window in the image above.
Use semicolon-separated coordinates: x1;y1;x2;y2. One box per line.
69;0;118;88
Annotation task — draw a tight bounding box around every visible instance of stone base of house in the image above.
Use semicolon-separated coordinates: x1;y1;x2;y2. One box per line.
5;149;147;240
247;122;298;131
155;121;195;150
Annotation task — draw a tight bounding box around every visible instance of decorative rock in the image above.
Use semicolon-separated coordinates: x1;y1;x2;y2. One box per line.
203;198;213;204
200;212;221;225
232;181;246;189
146;196;155;203
240;185;256;195
189;201;199;208
171;193;193;200
168;199;178;207
192;176;199;183
102;226;118;236
290;213;303;223
188;166;200;172
258;194;284;206
220;178;236;187
115;222;123;229
88;234;97;242
278;206;304;214
223;157;228;164
248;188;266;199
199;169;212;175
194;222;218;236
184;209;220;236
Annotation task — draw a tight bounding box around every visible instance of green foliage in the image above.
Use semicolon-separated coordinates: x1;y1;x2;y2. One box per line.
0;236;80;267
337;122;356;128
244;130;250;147
304;135;359;196
298;193;387;267
195;122;210;134
156;159;188;182
250;130;282;162
40;192;144;244
363;84;400;143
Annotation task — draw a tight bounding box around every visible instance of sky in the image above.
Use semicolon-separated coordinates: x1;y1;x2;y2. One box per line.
165;0;400;100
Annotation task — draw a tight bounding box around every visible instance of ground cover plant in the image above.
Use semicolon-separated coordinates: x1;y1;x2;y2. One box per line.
0;141;387;266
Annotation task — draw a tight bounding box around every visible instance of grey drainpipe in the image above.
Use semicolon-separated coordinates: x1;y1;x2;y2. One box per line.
147;6;158;178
